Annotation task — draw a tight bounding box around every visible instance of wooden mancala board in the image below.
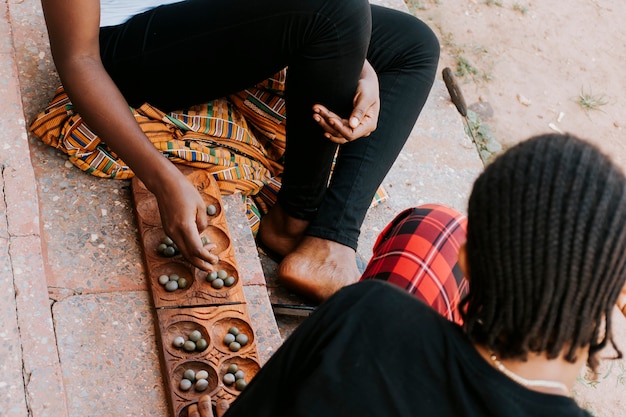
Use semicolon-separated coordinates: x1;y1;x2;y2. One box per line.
132;167;261;417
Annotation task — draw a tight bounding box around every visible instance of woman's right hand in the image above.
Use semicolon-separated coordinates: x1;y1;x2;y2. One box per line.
152;169;218;271
42;0;217;271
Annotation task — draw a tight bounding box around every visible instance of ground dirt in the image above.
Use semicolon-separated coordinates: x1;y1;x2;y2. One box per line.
407;0;626;165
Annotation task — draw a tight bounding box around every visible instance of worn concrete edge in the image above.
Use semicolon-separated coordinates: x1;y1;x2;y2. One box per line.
0;4;69;417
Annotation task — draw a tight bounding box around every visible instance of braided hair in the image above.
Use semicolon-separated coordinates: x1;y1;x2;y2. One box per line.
459;133;626;370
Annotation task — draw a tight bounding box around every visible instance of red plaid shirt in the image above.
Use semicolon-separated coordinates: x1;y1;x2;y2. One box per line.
360;205;468;324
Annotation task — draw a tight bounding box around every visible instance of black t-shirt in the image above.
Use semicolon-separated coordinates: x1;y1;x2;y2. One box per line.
225;280;591;417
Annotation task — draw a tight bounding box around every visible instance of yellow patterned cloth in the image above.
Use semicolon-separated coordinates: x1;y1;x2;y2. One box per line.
29;69;387;235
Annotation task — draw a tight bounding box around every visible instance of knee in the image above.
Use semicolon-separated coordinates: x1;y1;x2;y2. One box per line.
402;15;441;67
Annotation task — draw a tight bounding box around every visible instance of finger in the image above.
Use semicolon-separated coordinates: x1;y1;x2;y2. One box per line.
188;404;201;417
215;399;230;417
198;394;214;417
349;107;365;129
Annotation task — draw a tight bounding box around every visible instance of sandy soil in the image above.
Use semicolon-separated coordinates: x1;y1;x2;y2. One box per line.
409;0;626;166
404;2;626;416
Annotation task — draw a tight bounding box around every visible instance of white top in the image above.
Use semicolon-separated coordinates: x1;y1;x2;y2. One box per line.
100;0;185;27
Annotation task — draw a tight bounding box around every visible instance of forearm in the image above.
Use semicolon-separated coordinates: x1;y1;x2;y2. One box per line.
55;55;179;192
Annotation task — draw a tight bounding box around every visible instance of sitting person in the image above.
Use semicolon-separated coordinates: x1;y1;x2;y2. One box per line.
39;0;440;302
187;133;626;417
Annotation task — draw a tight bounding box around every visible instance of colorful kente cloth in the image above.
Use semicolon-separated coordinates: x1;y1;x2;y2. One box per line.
29;69;387;235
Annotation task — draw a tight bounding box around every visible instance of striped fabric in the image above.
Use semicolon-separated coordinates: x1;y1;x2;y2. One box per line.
360;204;469;324
29;69;388;235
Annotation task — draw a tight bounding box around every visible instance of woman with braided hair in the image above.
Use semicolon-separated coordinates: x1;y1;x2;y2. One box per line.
189;133;626;417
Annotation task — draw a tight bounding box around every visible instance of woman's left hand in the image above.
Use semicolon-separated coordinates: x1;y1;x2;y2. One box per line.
313;60;380;144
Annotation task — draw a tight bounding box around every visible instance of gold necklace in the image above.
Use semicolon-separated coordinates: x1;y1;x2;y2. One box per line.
489;353;570;396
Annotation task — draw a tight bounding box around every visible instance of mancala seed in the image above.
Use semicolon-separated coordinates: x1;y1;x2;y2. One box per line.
169;274;180;281
228;327;240;336
206;204;217;216
229;341;241;352
195;379;209;392
183;340;196;352
235;379;247;391
173;336;185;348
211;278;224;289
195;338;208;351
183;369;196;381
227;364;238;374
188;330;202;342
179;378;193;391
223;373;236;385
223;276;236;287
235;333;248;346
158;274;170;285
165;280;179;292
177;277;188;289
163;246;176;257
206;271;218;282
196;370;209;381
223;333;236;345
217;270;228;280
234;370;245;380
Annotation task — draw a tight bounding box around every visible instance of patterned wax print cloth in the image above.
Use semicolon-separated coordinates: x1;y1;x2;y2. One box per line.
29;69;388;235
360;204;469;325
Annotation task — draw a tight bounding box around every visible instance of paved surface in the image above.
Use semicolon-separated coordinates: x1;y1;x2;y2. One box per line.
0;0;482;416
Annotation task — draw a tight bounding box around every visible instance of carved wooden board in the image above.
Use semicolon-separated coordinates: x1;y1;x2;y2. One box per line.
132;167;260;416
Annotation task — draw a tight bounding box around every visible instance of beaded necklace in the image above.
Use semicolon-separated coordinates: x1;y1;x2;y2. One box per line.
489;353;571;396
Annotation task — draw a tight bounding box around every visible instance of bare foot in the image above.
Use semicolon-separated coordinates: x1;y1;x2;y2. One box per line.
278;236;361;303
258;203;309;257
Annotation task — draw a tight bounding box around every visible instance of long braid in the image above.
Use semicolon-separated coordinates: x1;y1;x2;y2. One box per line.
460;133;626;370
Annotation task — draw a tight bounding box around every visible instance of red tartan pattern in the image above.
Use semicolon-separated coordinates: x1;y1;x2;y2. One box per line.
360;204;469;324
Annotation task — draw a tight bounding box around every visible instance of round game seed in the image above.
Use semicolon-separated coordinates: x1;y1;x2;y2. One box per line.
211;278;224;289
223;333;236;345
163;246;176;257
223;373;236;385
234;370;245;380
196;370;209;381
165;280;179;292
173;336;185;348
188;330;202;342
228;327;240;336
162;236;174;246
206;271;218;282
169;274;180;281
195;379;209;392
179;378;193;391
206;205;217;216
157;243;168;254
229;341;241;352
183;369;196;381
227;364;238;374
224;276;236;287
235;379;247;391
195;338;208;351
235;334;248;346
217;270;228;279
177;278;188;289
183;340;196;352
158;274;170;285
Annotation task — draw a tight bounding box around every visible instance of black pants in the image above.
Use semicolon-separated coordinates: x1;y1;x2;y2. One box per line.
99;0;440;249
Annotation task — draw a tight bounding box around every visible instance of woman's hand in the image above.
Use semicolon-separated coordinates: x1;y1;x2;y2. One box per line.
153;170;219;271
313;60;380;144
188;394;229;417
